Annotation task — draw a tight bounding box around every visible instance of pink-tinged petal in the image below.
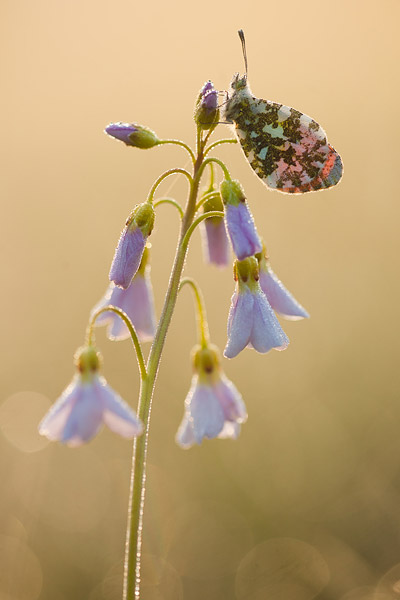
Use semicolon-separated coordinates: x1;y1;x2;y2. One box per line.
189;383;225;444
60;381;104;447
175;414;196;449
109;227;146;289
224;290;254;359
218;422;241;439
202;219;230;267
225;202;262;261
250;292;289;353
98;377;143;438
214;376;247;422
38;376;79;441
93;273;156;343
259;269;309;320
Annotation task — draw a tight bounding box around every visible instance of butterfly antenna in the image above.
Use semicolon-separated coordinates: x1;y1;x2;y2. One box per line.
238;29;248;79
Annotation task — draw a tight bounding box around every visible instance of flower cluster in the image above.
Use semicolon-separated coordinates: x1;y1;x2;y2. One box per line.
39;79;310;450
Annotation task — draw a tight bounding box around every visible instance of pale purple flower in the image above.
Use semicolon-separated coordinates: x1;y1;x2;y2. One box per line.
109;203;155;289
220;179;262;260
224;201;262;260
259;266;309;320
39;347;143;447
224;257;289;359
176;345;246;449
202;218;230;267
93;269;156;342
105;122;160;148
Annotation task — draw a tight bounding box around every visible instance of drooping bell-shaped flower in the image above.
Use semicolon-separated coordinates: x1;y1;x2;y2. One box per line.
38;346;143;447
220;179;262;260
256;248;309;320
176;344;247;449
224;257;289;359
194;80;220;130
201;192;230;267
93;246;156;342
105;122;160;148
109;202;155;289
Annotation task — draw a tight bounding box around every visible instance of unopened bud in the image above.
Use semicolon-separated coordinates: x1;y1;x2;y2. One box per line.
194;81;219;130
105;123;160;149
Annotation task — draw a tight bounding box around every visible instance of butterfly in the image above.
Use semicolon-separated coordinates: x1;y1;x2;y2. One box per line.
223;30;343;194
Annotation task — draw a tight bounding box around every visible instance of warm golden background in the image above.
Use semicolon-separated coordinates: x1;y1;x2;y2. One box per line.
1;0;400;598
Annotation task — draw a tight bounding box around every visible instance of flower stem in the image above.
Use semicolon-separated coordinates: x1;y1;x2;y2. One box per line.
87;306;147;381
147;168;193;203
123;145;205;600
153;197;184;218
179;278;210;348
156;139;196;164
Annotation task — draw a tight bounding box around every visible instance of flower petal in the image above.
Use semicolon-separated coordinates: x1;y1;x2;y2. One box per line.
225;202;262;260
189;383;225;444
224;290;254;359
109;227;146;289
259;269;309;320
38;377;79;441
175;414;196;449
98;377;143;438
250;292;289;353
218;422;241;439
214;376;247;422
202;219;230;267
60;381;104;446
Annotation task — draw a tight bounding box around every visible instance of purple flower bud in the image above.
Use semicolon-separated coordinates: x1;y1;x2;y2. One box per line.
105;123;160;148
38;346;143;446
224;257;289;358
93;249;156;342
176;345;246;449
109;203;155;289
201;193;230;267
194;81;219;130
220;180;262;260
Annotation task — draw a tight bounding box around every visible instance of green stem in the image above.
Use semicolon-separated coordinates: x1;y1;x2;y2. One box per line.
197;157;231;182
204;138;237;156
88;306;147;381
181;210;224;251
156;139;196;164
154;197;184;218
179;278;209;348
147;168;193;203
123;150;203;600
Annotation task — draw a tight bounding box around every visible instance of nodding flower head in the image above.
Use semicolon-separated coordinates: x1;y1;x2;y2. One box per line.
176;344;247;449
38;345;143;447
255;247;309;320
194;80;220;131
224;256;289;359
109;203;155;289
93;246;156;342
220;179;262;260
105;123;160;149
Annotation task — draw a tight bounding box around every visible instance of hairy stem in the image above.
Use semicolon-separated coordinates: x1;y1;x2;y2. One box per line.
123;147;205;600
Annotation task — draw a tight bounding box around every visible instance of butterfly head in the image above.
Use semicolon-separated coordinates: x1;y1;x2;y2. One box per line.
230;73;248;92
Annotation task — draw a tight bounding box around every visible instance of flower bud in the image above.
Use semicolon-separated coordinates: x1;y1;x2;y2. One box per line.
105;123;160;149
194;81;219;130
220;180;262;260
201;193;230;267
109;203;155;289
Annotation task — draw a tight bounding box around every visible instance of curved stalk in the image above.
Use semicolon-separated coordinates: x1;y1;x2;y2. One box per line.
154;197;184;218
204;138;237;156
156;139;196;164
88;306;147;381
147;168;193;203
179;278;210;348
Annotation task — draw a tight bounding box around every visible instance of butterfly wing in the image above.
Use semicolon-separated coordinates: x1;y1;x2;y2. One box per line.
233;99;343;194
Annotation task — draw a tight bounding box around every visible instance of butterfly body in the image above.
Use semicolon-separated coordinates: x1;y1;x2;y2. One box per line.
224;74;343;194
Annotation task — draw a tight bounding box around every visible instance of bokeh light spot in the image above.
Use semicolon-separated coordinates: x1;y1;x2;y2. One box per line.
235;537;330;600
0;391;51;453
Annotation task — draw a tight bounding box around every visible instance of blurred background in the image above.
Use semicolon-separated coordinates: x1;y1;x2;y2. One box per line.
1;0;400;598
